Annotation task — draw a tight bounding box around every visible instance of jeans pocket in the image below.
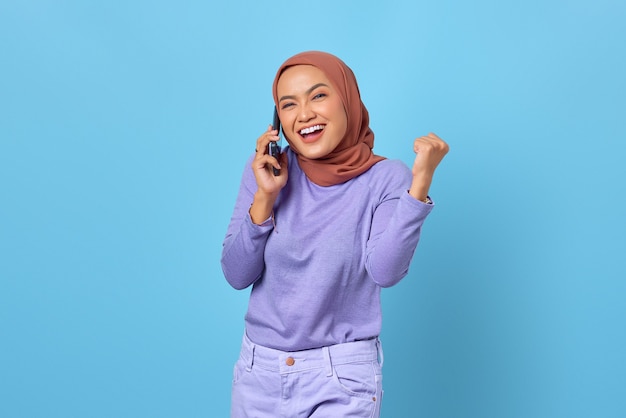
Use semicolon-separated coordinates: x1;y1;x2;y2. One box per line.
333;361;378;399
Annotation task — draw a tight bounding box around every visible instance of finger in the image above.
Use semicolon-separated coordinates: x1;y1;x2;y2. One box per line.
266;151;288;178
256;132;278;156
414;133;448;153
256;125;272;152
252;155;279;176
413;138;433;154
266;124;280;137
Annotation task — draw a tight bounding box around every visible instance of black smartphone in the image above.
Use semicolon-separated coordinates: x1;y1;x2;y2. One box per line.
269;106;282;176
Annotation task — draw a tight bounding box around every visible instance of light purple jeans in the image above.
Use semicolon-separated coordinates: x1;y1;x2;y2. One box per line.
231;333;384;417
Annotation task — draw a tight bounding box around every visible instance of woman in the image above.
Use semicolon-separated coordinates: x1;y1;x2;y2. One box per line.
221;51;448;417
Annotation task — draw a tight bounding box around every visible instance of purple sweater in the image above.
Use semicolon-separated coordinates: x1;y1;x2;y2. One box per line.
221;148;433;351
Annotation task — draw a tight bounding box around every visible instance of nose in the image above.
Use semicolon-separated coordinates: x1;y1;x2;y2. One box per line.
297;103;315;123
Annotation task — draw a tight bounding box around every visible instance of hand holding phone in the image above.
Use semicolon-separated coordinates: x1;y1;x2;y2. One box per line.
269;106;282;176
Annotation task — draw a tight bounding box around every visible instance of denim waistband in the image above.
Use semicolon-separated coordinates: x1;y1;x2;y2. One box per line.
239;333;384;376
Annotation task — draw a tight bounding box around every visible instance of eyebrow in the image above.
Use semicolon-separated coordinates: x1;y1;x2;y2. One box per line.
278;83;329;102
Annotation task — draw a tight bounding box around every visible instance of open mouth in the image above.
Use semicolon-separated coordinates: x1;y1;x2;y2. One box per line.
299;124;325;140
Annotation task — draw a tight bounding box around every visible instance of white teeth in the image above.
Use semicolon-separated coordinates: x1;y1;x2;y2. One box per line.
300;125;324;135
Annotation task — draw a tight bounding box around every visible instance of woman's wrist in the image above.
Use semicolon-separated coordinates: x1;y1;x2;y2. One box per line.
408;175;432;202
249;191;278;224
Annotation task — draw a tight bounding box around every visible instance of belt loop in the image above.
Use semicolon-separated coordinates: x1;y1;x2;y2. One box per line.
246;344;255;372
322;346;333;377
376;338;384;368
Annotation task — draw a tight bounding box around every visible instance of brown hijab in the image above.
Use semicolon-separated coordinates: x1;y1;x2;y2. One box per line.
272;51;385;186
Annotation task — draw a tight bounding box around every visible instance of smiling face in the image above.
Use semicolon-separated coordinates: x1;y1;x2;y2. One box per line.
276;65;348;160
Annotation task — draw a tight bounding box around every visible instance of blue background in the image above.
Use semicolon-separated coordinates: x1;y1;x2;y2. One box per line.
1;0;625;417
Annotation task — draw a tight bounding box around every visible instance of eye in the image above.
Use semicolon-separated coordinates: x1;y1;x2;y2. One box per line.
280;102;295;110
312;93;327;100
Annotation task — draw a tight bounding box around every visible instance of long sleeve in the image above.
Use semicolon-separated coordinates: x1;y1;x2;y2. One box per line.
220;156;274;290
365;184;434;288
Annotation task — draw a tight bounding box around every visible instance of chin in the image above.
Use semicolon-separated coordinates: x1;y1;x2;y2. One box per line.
299;147;331;160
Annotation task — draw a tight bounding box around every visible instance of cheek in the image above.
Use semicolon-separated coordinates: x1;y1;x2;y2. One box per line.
332;103;348;134
282;118;300;143
279;114;295;133
335;111;348;138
